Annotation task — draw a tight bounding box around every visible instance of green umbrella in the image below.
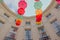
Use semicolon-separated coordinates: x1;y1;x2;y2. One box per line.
17;15;23;19
34;1;43;9
0;0;3;3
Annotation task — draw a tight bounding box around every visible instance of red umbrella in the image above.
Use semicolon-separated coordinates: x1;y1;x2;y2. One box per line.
17;8;25;15
36;14;42;22
16;19;22;26
18;1;27;9
56;0;60;4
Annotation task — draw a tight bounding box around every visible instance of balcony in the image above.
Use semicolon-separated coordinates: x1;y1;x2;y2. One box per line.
4;31;16;40
4;37;16;40
40;34;50;40
24;39;32;40
39;36;51;40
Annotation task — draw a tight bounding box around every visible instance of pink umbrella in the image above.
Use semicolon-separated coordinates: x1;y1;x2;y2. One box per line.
56;0;60;4
20;0;25;1
18;1;27;9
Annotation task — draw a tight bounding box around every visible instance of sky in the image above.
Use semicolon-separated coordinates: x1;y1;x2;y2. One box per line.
3;0;52;17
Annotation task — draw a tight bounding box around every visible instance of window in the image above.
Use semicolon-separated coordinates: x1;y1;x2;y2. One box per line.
53;22;60;36
55;4;60;9
6;32;16;38
6;27;16;39
50;19;60;36
25;29;32;40
4;13;9;18
38;27;46;36
11;26;18;32
52;22;60;31
50;19;57;24
25;21;31;25
0;20;4;24
4;31;16;40
4;26;17;40
38;27;50;40
51;19;60;32
46;13;52;19
0;20;4;27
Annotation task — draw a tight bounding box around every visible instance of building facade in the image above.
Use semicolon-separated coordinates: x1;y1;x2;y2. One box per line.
0;0;60;40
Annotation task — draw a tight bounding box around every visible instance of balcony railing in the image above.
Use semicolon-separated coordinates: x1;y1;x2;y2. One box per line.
39;35;51;40
4;37;16;40
23;39;32;40
39;36;50;40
